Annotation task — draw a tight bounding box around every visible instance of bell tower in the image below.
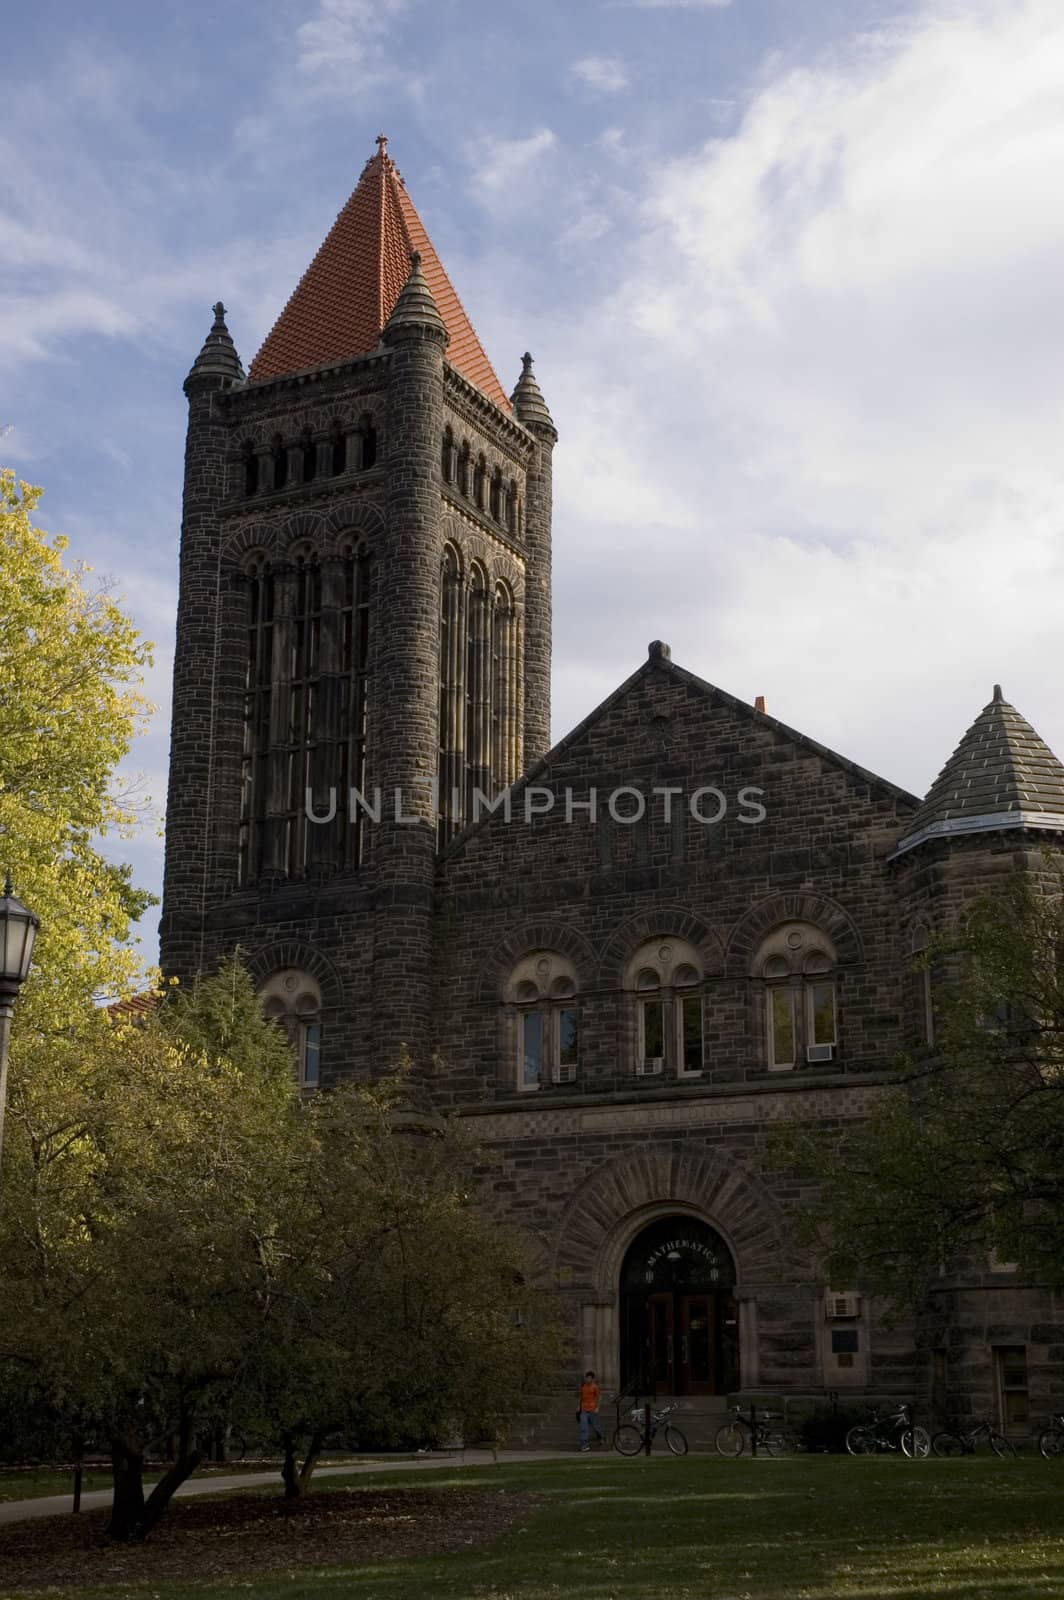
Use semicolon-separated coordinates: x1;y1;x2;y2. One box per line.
160;138;556;1078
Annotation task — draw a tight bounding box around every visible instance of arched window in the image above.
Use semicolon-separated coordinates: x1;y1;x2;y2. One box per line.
756;923;838;1071
489;467;502;522
911;925;933;1044
260;969;322;1089
441;427;456;484
506;952;580;1091
271;433;287;491
506;478;518;535
284;546;322;875
438;544;465;844
358;412;377;470
458;441;471;498
492;580;518;789
473;454;486;510
340;539;372;869
624;938;705;1078
238;554;273;886
466;563;491;813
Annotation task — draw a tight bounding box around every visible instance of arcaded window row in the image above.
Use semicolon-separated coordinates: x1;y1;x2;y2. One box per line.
238;415;378;497
441;428;522;536
506;921;934;1093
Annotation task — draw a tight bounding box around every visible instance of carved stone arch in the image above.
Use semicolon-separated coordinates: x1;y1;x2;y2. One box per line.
242;942;342;1010
599;908;724;989
223;521;281;563
553;1143;807;1292
726;892;863;975
468;556;489;593
477;920;597;1005
279;512;327;556
322;503;385;543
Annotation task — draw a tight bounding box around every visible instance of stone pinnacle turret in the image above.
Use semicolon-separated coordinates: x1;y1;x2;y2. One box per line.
510;352;556;434
184;302;244;393
382;252;448;344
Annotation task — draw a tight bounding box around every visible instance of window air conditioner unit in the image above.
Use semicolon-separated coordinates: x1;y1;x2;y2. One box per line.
552;1064;576;1085
637;1057;664;1076
827;1293;859;1320
806;1043;834;1063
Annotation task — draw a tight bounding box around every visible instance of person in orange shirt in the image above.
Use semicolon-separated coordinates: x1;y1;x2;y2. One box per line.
578;1369;605;1450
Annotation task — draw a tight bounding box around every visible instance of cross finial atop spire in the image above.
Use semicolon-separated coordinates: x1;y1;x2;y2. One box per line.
212;301;226;326
376;133;389;158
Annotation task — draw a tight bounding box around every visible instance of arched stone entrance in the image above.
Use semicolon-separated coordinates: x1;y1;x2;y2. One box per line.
619;1215;738;1395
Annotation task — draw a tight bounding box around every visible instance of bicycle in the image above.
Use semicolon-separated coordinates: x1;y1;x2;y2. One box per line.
613;1402;688;1456
715;1405;797;1458
845;1404;929;1458
932;1419;1015;1458
1039;1412;1064;1458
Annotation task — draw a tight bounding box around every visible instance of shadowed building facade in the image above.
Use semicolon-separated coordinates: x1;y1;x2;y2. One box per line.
162;138;1064;1440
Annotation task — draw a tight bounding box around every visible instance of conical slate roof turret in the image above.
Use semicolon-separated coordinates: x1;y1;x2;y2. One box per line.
248;136;508;407
382;251;447;340
510;352;555;433
893;686;1064;855
185;302;244;391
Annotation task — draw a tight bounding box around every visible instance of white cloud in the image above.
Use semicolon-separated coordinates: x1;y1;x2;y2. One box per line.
470;129;558;205
571;56;630;92
534;0;1064;791
609;0;732;8
296;0;408;79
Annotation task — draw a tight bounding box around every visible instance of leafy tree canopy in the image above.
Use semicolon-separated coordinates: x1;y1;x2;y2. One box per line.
779;873;1064;1310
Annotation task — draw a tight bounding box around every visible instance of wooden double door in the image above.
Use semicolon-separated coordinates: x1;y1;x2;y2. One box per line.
646;1291;716;1396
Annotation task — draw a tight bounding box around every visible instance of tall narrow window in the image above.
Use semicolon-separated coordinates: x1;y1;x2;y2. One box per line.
260;970;323;1091
441;426;456;484
271;433;287;491
506;953;581;1091
331;421;346;476
625;938;706;1078
340;540;372;869
912;925;933;1044
489;467;502;521
474;454;486;510
238;558;273;885
458;441;471;497
995;1346;1029;1430
506;478;518;534
358;413;377;470
284;550;322;875
301;429;316;483
438;545;465;845
242;442;259;497
756;924;838;1070
492;581;518;790
466;564;491;814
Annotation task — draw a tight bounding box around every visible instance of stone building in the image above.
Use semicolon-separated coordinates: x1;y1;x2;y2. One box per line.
162;138;1064;1437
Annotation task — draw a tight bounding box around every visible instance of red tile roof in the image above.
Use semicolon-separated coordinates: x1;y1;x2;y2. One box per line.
248;137;510;410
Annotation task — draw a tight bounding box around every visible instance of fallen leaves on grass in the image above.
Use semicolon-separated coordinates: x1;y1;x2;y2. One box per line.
0;1486;540;1594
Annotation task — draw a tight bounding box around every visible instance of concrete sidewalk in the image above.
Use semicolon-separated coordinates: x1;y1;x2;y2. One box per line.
0;1450;574;1526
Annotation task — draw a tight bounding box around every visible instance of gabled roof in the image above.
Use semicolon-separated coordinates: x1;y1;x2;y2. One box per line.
438;643;919;863
893;686;1064;857
248;136;510;409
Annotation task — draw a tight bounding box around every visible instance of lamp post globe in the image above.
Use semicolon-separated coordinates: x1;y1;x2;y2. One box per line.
0;875;40;1172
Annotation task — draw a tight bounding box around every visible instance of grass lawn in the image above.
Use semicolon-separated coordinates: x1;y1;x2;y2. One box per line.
5;1454;1064;1600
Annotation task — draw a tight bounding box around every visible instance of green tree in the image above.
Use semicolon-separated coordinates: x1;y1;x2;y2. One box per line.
1;961;561;1539
0;960;301;1540
244;1086;560;1496
780;875;1064;1308
0;469;154;1024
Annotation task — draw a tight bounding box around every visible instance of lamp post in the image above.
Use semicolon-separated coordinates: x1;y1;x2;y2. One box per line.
0;875;39;1174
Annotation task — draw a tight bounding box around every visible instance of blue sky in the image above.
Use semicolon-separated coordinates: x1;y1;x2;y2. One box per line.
4;0;1064;968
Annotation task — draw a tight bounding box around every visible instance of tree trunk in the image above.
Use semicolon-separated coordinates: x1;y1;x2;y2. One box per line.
298;1430;325;1494
107;1436;146;1542
281;1435;301;1499
139;1446;204;1539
